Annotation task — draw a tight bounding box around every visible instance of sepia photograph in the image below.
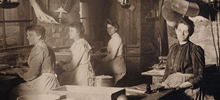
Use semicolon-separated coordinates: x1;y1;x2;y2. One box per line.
0;0;220;100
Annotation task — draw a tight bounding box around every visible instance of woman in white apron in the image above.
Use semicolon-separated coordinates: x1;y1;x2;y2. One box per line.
57;22;94;86
10;25;60;100
102;19;126;86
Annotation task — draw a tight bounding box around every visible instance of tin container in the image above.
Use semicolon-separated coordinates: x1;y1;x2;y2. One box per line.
94;75;113;87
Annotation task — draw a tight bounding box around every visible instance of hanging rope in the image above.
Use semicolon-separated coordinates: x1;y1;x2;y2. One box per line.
208;0;219;66
217;11;220;66
210;14;219;66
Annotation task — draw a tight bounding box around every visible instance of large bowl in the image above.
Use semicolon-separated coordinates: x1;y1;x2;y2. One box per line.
17;94;60;100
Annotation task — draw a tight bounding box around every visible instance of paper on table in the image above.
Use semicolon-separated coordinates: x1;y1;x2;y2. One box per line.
141;69;165;76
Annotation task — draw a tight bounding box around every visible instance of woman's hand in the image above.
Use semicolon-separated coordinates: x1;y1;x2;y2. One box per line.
176;81;193;90
14;68;24;78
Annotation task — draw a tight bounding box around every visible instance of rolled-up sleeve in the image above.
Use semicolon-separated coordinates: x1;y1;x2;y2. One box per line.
103;36;121;62
22;46;44;81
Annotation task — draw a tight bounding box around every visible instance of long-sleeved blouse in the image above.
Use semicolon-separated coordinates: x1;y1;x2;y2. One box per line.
163;41;205;87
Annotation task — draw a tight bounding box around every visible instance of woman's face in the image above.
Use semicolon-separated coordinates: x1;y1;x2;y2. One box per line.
27;30;40;45
175;23;190;43
107;24;117;36
68;27;79;39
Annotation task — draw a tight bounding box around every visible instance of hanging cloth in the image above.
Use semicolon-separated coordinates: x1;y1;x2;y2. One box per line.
29;0;58;24
64;0;77;13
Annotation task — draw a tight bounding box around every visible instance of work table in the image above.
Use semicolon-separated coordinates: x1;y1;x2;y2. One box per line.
125;84;176;100
0;67;177;100
0;66;25;100
46;84;175;100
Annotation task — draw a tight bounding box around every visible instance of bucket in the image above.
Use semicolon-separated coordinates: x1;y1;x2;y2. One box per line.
94;75;113;87
17;94;60;100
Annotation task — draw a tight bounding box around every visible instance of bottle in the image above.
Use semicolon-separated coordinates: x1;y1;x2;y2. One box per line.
16;53;24;66
145;84;152;94
88;67;95;86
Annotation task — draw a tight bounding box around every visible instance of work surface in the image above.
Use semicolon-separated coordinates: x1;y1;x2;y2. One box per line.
125;84;175;100
130;90;174;100
0;67;24;88
0;67;175;100
0;67;24;100
47;84;175;100
46;84;176;100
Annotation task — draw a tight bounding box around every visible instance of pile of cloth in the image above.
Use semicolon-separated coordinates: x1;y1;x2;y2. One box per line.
161;72;193;89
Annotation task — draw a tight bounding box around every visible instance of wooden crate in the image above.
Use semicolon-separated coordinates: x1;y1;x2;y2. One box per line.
48;85;125;100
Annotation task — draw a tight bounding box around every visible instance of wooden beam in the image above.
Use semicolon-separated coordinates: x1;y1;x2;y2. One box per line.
2;9;7;49
0;20;32;23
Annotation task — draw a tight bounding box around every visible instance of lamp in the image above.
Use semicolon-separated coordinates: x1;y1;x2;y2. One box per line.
0;0;20;9
54;6;67;23
162;0;217;22
118;0;130;9
162;0;218;37
170;0;200;17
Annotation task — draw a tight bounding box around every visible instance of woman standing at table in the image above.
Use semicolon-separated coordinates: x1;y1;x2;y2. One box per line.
102;19;126;86
57;22;94;86
10;25;60;100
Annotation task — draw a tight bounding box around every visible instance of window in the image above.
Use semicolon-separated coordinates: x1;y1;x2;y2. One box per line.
0;1;34;49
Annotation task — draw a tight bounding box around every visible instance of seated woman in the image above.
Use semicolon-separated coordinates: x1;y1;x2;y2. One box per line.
10;25;60;100
102;19;126;86
57;22;94;86
162;17;205;99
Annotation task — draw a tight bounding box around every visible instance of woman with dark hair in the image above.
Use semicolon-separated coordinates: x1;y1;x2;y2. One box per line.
162;17;205;99
102;19;126;86
57;22;94;86
10;25;60;100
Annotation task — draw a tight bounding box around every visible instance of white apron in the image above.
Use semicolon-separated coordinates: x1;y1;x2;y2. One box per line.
10;73;59;100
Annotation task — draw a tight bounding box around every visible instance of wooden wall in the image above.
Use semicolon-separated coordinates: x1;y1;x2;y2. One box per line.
0;0;163;74
0;0;80;65
0;0;33;48
109;0;141;46
81;0;111;45
36;0;80;48
140;0;163;71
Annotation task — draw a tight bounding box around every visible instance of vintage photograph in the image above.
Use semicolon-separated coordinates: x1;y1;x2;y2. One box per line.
0;0;220;100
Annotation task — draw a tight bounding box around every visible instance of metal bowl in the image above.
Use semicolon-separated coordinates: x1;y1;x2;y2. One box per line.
17;94;60;100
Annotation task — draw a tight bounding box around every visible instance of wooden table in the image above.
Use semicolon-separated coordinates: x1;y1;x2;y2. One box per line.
125;84;175;100
0;67;24;100
48;84;175;100
48;85;125;100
